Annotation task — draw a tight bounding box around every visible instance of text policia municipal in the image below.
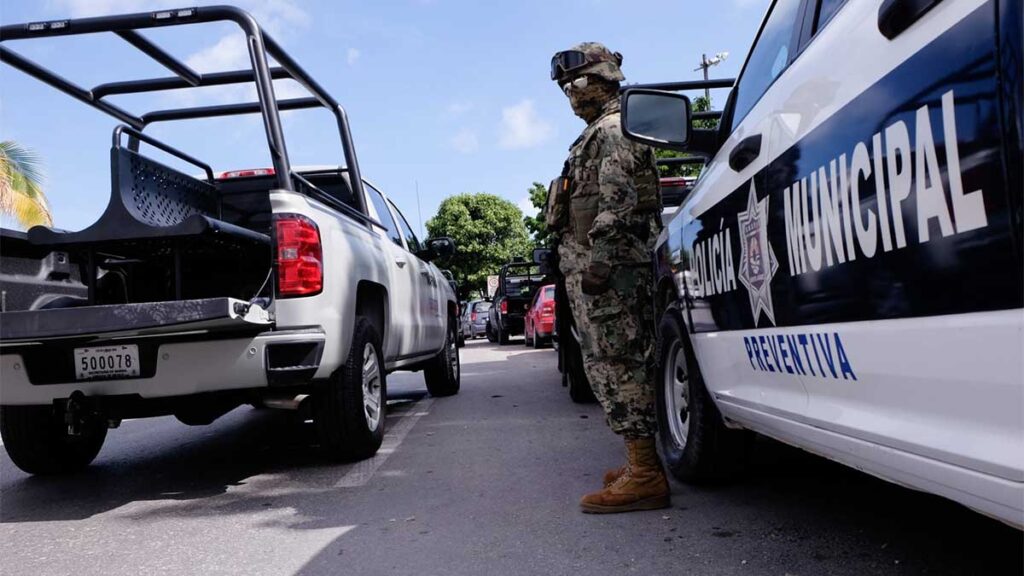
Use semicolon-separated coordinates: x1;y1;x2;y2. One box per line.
783;90;987;275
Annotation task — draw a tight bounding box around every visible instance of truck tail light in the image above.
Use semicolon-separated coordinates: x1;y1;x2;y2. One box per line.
274;214;322;297
219;168;275;179
500;300;508;315
471;312;477;322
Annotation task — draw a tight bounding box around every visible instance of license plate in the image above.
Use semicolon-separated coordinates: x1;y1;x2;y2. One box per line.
74;345;140;380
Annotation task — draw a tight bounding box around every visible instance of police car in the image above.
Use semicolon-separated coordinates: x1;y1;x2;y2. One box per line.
620;0;1022;527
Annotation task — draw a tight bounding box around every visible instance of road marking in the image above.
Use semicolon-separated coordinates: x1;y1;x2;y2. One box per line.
334;397;434;488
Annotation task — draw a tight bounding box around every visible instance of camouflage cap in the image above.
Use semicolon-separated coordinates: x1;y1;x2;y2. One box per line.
567;42;624;83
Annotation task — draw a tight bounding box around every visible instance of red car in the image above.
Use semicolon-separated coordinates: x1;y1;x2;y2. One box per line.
524;284;556;348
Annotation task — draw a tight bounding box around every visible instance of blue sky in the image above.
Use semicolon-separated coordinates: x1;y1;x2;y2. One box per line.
0;0;768;235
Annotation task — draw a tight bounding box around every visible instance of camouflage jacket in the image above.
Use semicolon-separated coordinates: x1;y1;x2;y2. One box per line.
561;99;661;268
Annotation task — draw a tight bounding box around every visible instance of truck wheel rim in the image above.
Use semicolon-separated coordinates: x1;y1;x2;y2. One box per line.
362;343;382;431
448;328;459;379
664;341;690;448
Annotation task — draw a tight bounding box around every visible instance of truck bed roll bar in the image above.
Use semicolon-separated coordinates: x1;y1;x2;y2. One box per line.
0;5;367;215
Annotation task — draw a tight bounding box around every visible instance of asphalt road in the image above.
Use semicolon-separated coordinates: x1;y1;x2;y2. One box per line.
1;339;1020;576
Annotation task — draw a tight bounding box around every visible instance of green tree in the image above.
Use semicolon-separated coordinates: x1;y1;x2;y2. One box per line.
0;141;52;229
522;181;550;248
656;95;719;179
426;193;533;294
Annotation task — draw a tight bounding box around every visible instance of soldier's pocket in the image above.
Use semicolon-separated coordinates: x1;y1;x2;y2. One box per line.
587;302;631;359
570;195;598;246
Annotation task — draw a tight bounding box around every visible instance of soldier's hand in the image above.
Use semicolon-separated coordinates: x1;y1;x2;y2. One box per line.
581;261;612;296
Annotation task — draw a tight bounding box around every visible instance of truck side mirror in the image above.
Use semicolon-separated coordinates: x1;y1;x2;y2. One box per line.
419;237;456;261
621;89;692;151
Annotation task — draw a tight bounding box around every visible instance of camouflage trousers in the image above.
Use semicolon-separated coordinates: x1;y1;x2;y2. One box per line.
564;264;657;438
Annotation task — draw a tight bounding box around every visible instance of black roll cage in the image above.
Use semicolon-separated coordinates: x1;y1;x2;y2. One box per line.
0;5;368;217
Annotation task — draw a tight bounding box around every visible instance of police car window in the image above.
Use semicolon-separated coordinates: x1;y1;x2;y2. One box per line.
389;200;422;253
732;0;804;125
814;0;846;33
365;185;403;248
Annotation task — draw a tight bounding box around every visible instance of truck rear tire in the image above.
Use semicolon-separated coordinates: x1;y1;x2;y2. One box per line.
425;316;461;397
315;317;386;461
655;309;751;483
0;405;107;475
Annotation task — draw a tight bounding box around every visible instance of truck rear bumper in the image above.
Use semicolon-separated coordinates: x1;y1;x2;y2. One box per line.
0;328;325;406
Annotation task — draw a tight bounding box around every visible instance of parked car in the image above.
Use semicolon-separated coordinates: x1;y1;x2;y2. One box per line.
461;300;492;340
621;0;1022;528
487;260;547;345
0;6;460;475
524;284;556;348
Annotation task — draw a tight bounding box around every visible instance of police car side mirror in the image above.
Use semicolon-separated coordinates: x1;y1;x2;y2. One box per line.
621;89;692;151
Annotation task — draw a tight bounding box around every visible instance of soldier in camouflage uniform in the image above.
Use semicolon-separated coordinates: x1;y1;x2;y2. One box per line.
548;42;669;513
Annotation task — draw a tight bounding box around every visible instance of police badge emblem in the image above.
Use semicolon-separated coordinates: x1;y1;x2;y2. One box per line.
737;182;779;325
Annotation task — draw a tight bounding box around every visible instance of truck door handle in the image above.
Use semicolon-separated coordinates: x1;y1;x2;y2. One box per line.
729;134;761;172
878;0;943;39
395;257;407;268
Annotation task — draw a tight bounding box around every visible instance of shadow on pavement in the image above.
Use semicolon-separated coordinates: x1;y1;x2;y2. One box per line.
0;388;430;524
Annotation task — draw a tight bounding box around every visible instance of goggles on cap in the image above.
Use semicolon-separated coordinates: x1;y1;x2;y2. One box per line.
550;50;592;81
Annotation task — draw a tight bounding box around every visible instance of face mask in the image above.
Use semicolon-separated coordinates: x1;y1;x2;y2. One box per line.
564;76;616;123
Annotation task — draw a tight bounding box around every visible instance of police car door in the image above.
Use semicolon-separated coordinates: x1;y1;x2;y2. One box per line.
677;0;811;425
761;0;1022;507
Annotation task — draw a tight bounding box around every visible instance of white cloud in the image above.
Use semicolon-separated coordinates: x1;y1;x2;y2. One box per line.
498;100;553;150
186;34;250;73
347;48;361;66
48;0;164;17
49;0;310;32
517;195;536;216
450;128;479;154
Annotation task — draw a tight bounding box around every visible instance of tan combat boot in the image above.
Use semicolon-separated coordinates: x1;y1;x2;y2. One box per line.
581;437;670;513
602;465;627;487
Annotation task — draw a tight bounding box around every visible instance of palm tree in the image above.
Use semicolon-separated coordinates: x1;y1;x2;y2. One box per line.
0;140;52;229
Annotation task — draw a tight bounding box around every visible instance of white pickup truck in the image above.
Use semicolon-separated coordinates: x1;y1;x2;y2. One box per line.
0;6;460;474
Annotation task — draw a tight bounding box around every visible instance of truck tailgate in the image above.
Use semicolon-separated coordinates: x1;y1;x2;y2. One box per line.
0;298;272;343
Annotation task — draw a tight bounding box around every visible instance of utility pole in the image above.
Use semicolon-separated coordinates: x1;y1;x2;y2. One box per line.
694;51;729;102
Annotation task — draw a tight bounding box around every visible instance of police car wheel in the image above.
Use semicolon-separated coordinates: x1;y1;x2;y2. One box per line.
655;309;751;483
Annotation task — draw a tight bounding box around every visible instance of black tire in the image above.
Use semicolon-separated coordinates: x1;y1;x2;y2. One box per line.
655;309;752;483
425;316;461;396
457;331;466;348
315;317;386;461
486;322;497;343
498;326;510;345
533;331;544;349
0;404;107;475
